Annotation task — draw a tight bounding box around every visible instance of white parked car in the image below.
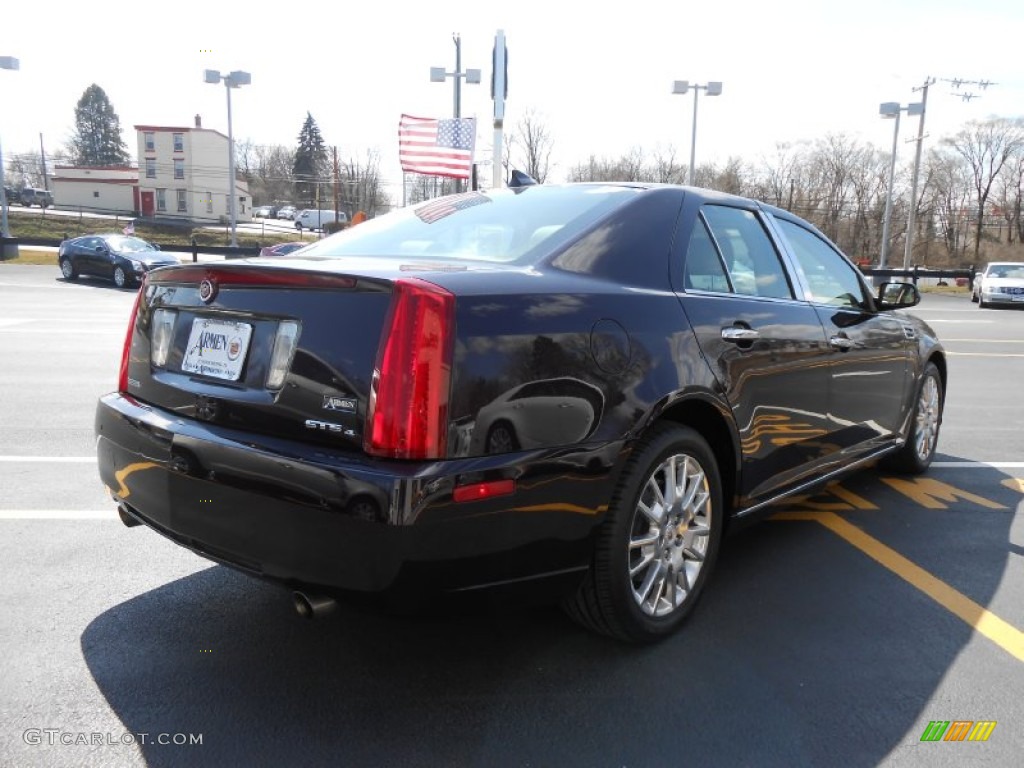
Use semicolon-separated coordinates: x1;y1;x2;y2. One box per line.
276;206;297;220
972;262;1024;308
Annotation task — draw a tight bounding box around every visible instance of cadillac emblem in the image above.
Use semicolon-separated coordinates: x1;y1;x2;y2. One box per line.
199;278;217;303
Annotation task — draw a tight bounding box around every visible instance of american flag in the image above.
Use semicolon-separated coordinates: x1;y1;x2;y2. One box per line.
399;114;476;179
123;221;135;236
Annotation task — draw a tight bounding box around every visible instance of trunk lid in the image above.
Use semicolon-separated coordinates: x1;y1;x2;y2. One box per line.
124;262;393;452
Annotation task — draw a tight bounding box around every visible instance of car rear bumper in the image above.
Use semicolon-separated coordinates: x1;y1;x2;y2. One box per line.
95;393;620;600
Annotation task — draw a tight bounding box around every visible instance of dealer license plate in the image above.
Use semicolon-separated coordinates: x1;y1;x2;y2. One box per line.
181;318;253;381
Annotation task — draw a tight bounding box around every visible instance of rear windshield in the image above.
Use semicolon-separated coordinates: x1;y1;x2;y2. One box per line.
294;185;641;265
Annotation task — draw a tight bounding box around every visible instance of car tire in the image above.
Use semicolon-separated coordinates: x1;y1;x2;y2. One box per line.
485;422;519;453
113;266;130;289
881;361;943;475
59;258;78;280
563;423;724;643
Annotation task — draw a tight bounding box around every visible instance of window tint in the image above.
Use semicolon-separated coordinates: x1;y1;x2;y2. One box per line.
683;218;730;292
702;206;793;299
775;218;868;308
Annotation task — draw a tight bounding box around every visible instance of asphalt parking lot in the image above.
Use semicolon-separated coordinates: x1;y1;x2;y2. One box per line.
0;265;1022;767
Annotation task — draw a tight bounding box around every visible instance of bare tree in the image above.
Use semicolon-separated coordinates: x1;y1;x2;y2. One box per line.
509;109;555;183
649;145;685;184
945;117;1024;260
338;149;391;217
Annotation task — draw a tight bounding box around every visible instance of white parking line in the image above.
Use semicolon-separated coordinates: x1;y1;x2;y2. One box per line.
0;510;113;519
0;456;97;462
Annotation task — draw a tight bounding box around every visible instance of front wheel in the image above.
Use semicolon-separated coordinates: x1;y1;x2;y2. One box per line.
59;258;78;280
563;423;724;643
882;361;943;474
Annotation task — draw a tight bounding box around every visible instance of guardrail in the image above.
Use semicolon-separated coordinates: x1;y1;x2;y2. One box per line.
0;235;261;261
860;265;978;288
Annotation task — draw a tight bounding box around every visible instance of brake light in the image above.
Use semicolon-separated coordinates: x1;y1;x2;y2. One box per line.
365;278;455;460
118;286;144;392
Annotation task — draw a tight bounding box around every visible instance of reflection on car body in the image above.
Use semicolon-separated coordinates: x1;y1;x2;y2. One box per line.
468;377;605;454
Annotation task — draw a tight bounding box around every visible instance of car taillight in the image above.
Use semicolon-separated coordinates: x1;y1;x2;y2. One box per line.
118;286;144;392
365;278;455;460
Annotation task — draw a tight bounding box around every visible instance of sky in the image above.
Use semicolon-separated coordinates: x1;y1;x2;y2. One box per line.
2;0;1022;201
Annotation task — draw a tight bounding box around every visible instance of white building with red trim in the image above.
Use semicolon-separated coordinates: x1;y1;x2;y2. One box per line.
134;115;250;223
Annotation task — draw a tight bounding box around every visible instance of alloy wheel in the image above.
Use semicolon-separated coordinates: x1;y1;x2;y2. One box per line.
628;453;712;617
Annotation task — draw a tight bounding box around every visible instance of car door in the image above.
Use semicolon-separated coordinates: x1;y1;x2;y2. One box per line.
75;237;103;277
674;203;834;505
769;215;911;455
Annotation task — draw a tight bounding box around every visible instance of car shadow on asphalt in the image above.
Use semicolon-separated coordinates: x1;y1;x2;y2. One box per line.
80;461;1021;767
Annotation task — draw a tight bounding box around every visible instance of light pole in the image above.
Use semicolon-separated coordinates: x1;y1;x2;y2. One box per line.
1;56;20;243
672;80;722;186
878;101;923;269
204;68;251;247
430;33;480;192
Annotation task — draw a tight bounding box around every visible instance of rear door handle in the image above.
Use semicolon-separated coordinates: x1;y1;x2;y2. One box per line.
721;327;760;343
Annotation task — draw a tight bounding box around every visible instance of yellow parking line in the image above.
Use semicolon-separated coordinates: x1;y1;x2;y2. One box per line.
773;511;1024;663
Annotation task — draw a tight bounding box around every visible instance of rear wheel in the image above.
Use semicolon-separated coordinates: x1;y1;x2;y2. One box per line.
882;361;943;474
59;258;78;280
563;423;724;643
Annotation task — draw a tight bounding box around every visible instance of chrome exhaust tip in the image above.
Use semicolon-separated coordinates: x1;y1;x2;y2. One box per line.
292;590;337;620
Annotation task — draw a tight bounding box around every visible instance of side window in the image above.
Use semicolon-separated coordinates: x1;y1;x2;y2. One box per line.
683;218;731;293
775;219;868;308
703;206;793;299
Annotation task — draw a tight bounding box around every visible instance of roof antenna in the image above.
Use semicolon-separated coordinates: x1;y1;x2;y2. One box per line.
508;169;538;188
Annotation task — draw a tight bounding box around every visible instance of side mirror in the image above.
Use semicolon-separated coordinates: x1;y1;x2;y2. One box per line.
95;245;107;254
153;243;161;251
876;281;920;310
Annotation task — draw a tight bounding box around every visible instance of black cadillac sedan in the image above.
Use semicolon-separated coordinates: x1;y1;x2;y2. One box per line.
94;183;945;642
59;233;179;288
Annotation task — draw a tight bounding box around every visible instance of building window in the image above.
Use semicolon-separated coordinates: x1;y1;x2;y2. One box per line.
145;158;156;179
144;132;155;152
173;133;184;152
174;159;184;180
206;191;213;214
176;189;187;213
156;189;167;212
93;191;100;198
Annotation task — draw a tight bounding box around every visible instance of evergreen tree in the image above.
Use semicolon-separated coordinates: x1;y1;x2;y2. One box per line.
68;84;130;166
293;112;328;206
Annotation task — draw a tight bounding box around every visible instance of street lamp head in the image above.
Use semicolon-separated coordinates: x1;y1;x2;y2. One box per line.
465;68;482;85
429;67;447;82
879;101;901;118
705;81;723;96
227;70;251;87
672;80;690;94
204;69;222;84
0;56;19;71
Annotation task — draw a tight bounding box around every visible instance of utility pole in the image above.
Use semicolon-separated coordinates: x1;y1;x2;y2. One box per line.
903;75;994;269
39;133;49;192
902;77;933;269
332;146;340;220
